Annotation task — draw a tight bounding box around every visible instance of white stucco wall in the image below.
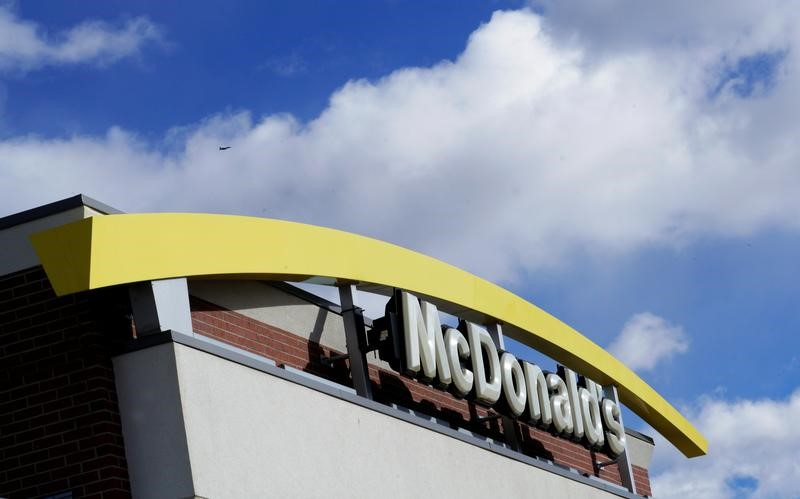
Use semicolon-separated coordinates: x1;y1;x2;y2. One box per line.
168;342;620;499
113;343;195;499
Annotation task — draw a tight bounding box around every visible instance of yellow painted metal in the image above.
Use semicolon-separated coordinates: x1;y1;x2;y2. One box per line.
30;213;707;458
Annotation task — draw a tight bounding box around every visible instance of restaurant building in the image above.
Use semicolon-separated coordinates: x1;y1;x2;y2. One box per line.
0;195;706;498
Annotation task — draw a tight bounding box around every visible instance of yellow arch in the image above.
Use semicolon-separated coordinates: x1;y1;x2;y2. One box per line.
30;213;706;458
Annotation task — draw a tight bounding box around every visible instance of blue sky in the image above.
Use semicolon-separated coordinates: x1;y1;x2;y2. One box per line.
3;1;521;137
1;2;799;497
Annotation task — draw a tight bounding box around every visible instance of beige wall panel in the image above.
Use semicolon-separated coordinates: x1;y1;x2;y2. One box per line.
174;343;621;499
113;343;195;499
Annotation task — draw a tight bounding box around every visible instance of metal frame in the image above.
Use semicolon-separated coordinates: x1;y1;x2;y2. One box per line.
338;284;373;399
603;385;637;494
128;278;193;336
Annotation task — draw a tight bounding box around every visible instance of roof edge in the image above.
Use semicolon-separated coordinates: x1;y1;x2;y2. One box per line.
0;195;123;230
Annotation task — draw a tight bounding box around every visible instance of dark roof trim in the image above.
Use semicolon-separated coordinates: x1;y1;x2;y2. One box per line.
625;427;655;445
0;194;123;230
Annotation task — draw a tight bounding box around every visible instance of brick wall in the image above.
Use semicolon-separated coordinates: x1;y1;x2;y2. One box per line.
1;267;131;499
633;465;652;497
190;297;652;496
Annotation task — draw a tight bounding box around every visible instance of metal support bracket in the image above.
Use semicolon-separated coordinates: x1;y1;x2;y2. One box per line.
319;353;349;369
476;412;503;423
594;456;620;471
338;284;373;400
128;278;192;337
603;384;637;494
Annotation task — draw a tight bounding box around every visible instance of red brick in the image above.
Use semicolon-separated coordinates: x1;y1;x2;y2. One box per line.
4;338;35;355
0;273;26;287
17;448;50;467
0;455;20;471
12;404;44;421
35;455;66;472
45;419;77;435
100;465;129;479
85;478;125;494
0;296;28;315
65;448;97;464
102;489;132;499
39;374;71;391
69;469;99;487
20;469;51;488
50;462;81;480
3;418;31;435
12;486;40;498
31;433;63;450
38;478;71;495
83;455;122;472
1;268;130;496
40;398;73;416
26;288;58;305
62;425;93;442
48;440;79;457
5;463;36;481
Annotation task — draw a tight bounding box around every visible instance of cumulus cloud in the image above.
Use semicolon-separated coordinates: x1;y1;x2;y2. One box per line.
2;8;800;282
650;389;800;498
608;313;688;371
0;5;162;72
531;0;794;71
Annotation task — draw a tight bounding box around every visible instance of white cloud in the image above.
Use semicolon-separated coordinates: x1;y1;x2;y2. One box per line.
608;312;688;371
530;0;794;65
1;8;800;283
0;6;162;72
650;389;800;498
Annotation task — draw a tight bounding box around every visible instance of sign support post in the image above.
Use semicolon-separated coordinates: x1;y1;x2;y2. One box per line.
338;284;373;400
604;385;637;494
